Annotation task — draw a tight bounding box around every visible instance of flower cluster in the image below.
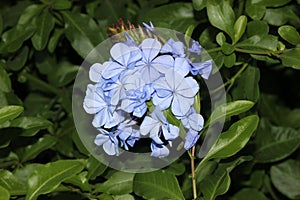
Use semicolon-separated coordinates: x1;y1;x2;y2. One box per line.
83;24;212;158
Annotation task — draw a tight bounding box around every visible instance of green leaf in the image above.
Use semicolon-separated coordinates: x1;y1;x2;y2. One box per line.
47;61;79;87
207;0;235;40
0;169;25;195
112;194;135;200
231;65;260;103
63;172;91;192
224;53;236;68
236;34;278;51
19;135;57;162
232;188;269;200
134;170;184;200
279;49;300;69
245;0;266;20
0;105;23;124
10;116;52;137
234;15;247;44
6;46;29;71
25;160;85;200
247;20;269;37
209;100;255;125
263;6;300;26
48;28;64;53
95;172;134;195
18;4;44;26
221;43;235;55
0;15;3;35
1;25;35;52
192;0;207;11
254;119;300;163
252;0;291;7
86;156;107;180
278;25;300;45
271;160;300;199
31;9;55;50
199;156;251;200
0;185;10;200
216;32;226;46
52;0;72;10
141;3;196;32
62;11;104;58
206;115;258;160
0;65;12;93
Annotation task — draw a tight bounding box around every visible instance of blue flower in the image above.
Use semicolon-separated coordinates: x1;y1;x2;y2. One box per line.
161;38;185;58
152;69;199;117
189;60;212;80
140;108;179;145
181;108;204;132
136;38;174;84
94;129;119;155
188;40;202;55
120;71;152;117
83;84;119;128
143;21;155;32
102;43;142;79
117;120;140;150
184;130;200;150
150;142;170;158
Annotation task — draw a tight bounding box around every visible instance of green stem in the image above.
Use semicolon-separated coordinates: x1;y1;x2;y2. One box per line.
211;63;248;94
21;72;61;95
190;146;197;200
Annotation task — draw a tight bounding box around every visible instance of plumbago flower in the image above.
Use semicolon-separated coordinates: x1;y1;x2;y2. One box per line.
83;22;212;158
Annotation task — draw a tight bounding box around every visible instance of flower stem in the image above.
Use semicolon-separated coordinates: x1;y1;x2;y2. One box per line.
190;146;197;199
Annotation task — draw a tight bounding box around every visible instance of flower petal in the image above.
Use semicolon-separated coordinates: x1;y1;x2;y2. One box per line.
152;93;173;110
150;142;169;158
171;94;193;116
103;139;118;155
173;57;189;77
176;77;199;98
110;43;141;66
151;55;174;74
184;130;200;150
89;63;106;82
94;133;109;146
102;61;125;79
162;124;179;141
188;113;204;131
139;38;161;63
140;116;160;136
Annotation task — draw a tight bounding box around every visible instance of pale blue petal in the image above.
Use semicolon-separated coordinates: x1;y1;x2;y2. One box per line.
152;93;173;110
176;77;199;98
150;142;169;158
140;64;161;84
171;94;193;116
188;40;202;55
89;63;106;82
110;43;141;66
120;98;135;113
92;109;107;127
140;116;159;136
151;55;174;74
184;130;200;150
165;69;185;91
83;84;106;114
132;103;147;117
102;61;125;79
140;38;161;62
162;124;179;141
94;133;109;146
173;57;189;77
103;140;118;155
150;108;167;123
190;60;212;79
188;113;204;131
103;111;119;128
153;77;171;91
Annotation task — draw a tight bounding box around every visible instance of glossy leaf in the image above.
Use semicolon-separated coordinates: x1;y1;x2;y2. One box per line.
231;65;260;103
31;9;55;50
86;156;107;180
254;119;300;163
209;100;255;125
263;6;300;26
25;160;85;200
236;34;278;51
134;170;185;200
233;15;247;44
6;46;29;71
271;160;300;199
192;0;207;11
0;105;23;124
10;116;52;137
252;0;291;7
63;172;91;192
47;28;64;53
62;11;104;58
0;65;12;93
95;172;134;195
52;0;72;10
199;156;251;200
141;3;196;32
19;135;57;162
0;170;24;195
0;185;10;200
279;49;300;69
1;25;35;52
278;25;300;45
247;20;269;37
207;0;235;40
245;0;266;20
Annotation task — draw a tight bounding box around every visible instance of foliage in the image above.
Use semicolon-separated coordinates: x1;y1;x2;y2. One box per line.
0;0;300;199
